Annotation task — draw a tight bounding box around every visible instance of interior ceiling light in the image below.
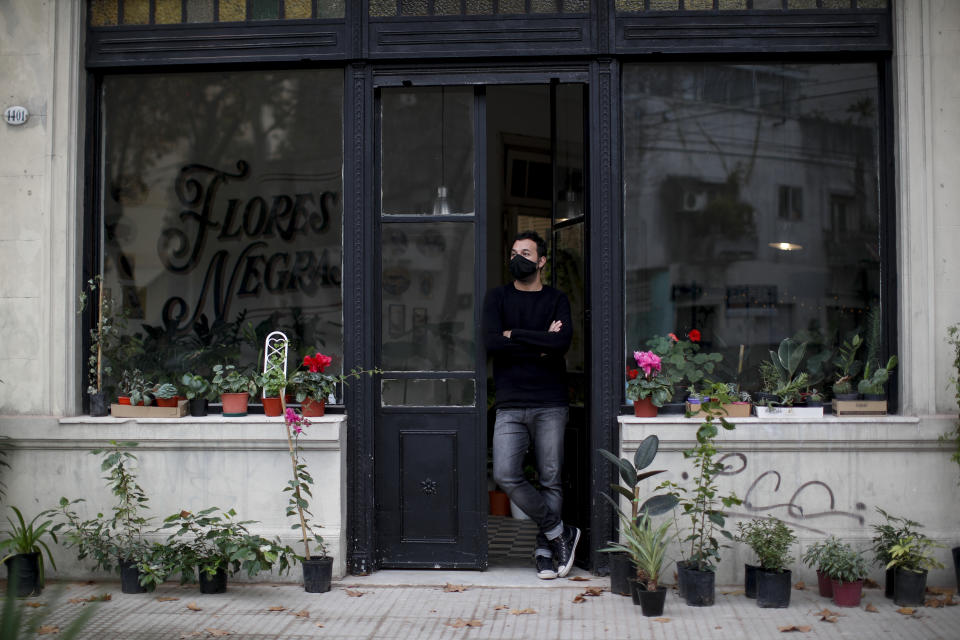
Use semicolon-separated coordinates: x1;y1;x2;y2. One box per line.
768;241;803;251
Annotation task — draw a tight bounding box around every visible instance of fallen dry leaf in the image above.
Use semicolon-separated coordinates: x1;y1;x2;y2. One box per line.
267;606;286;611
925;598;944;608
443;583;468;592
572;594;585;604
344;589;365;597
447;618;483;628
863;578;881;589
68;594;111;604
294;610;309;618
793;581;805;590
510;608;537;615
493;605;509;610
652;617;670;623
23;602;45;608
819;615;838;623
815;608;840;618
927;586;955;596
37;626;59;636
205;630;231;637
568;576;590;581
187;602;202;611
315;623;324;628
778;625;811;633
720;589;744;596
865;603;879;613
157;596;180;602
896;607;915;616
581;586;604;597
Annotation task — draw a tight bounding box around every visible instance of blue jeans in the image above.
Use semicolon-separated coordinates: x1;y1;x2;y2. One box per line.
492;406;568;557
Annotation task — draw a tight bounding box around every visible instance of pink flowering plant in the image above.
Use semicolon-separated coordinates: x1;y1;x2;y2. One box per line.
283;407;327;559
626;350;674;407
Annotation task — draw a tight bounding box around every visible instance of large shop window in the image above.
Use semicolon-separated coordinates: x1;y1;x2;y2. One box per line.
98;69;344;396
623;62;884;401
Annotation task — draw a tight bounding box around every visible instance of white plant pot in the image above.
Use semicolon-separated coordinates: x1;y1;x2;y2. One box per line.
755;405;824;418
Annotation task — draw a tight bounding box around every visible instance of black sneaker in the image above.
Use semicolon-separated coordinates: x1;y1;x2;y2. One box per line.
535;555;557;580
551;524;580;578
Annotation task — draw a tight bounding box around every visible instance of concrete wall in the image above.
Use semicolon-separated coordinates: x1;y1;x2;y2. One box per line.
620;415;959;588
0;414;350;581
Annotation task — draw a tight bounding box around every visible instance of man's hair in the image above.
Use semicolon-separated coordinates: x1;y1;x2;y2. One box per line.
514;230;547;260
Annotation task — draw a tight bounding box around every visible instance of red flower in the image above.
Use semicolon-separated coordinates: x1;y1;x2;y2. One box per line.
688;329;701;343
668;333;679;342
627;369;639;380
303;352;333;373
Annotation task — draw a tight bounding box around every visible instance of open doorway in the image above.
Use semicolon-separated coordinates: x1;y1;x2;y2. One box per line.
484;84;590;570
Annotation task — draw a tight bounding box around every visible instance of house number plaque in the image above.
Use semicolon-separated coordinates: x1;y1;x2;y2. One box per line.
3;106;28;126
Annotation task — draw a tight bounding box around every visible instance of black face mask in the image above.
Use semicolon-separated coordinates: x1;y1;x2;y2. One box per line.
509;254;539;281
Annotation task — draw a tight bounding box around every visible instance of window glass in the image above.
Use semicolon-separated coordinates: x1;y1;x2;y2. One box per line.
623;63;882;401
99;70;344;392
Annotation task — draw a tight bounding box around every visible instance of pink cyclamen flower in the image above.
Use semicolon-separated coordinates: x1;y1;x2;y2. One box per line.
633;350;662;378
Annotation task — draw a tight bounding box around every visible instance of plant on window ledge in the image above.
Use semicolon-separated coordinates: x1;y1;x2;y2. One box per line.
759;337;808;406
831;334;863;398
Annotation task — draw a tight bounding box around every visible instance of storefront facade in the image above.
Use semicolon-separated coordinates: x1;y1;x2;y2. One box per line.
1;1;958;585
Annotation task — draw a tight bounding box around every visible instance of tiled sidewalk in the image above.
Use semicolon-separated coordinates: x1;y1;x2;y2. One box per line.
8;573;959;640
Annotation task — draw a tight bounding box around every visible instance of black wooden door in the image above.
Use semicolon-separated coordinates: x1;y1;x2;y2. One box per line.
374;86;488;568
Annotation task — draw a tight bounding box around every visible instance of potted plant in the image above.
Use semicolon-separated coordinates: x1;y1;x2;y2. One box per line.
181;372;215;417
831;334;863;400
755;338;819;417
646;331;722;412
50;442;163;593
858;355;898;400
119;369;153;406
282;408;335;592
626;351;673;417
870;507;924;599
161;507;295;593
885;534;944;606
598;435;677;596
600;509;673;616
802;536;844;598
0;507;58;597
152;382;179;408
659;382;742;606
686;384;752;418
291;352;337;416
735;518;796;608
211;364;258;416
78;275;120;416
259;351;290;417
819;540;868;607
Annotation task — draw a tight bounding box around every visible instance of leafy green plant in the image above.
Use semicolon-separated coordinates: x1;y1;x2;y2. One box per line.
646;333;722;396
259;351;290;398
885;535;945;574
78;275;130;398
119;369;153;406
802;536;844;573
0;507;58;586
598;434;678;523
290;352;380;404
659;381;742;572
870;507;923;568
211;364;258;396
857;355;897;396
735;518;796;573
815;538;867;583
161;507;295;582
180;372;215;401
600;509;673;590
151;383;178;400
51;442;162;588
760;338;809;405
831;334;863;396
939;324;960;481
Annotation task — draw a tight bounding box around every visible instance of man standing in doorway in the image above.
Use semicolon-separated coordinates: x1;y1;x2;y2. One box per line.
484;230;579;579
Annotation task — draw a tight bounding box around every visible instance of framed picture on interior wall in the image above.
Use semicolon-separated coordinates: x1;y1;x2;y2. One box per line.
388;304;405;338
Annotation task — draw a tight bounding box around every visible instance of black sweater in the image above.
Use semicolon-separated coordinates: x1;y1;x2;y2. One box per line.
483;284;573;408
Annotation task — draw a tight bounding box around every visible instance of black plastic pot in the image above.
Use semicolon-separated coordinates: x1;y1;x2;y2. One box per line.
303;556;333;593
676;561;691;599
834;393;859;401
953;547;960;593
198;567;227;594
120;559;151;594
89;392;108;417
608;552;634;596
756;569;792;608
628;578;642;605
744;563;759;599
637;585;668;617
893;567;927;606
862;393;886;401
884;566;895;599
189;398;208;417
4;552;41;597
683;566;715;607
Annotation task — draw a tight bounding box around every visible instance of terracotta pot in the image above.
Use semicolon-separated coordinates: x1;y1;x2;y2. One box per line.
262;396;283;416
488;490;510;516
117;396;131;405
633;398;658;417
221;392;250;417
155;397;178;407
830;578;863;607
301;397;326;417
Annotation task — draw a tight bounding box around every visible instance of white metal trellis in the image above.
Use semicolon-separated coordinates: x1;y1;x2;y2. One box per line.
262;331;289;402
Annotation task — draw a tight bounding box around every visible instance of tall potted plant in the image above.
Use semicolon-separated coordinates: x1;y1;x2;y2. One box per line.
282;407;333;592
626;351;673;417
802;535;844;598
0;507;58;597
598;435;677;595
78;276;128;416
870;507;923;599
600;509;673;616
659;382;741;606
820;540;868;607
736;518;796;608
211;364;258;416
885;534;944;606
